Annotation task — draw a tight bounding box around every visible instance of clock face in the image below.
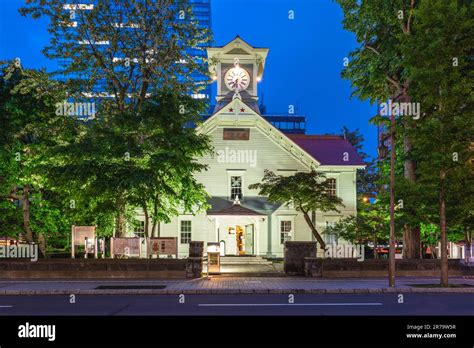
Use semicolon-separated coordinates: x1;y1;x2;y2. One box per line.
224;67;250;91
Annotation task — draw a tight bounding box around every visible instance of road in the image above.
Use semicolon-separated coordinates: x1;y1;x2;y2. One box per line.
0;293;473;315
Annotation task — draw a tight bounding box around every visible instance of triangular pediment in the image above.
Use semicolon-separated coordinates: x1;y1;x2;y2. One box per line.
197;98;321;169
227;47;251;55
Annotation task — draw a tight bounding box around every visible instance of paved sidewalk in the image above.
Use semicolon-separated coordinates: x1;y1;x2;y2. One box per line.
0;276;473;295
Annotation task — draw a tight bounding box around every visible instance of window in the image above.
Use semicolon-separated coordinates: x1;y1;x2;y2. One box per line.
327;178;337;197
280;220;292;244
180;220;192;244
324;221;337;245
133;220;145;238
223;128;250;140
230;176;242;200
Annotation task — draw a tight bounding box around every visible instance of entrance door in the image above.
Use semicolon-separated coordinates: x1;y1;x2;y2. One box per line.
236;225;245;255
244;224;254;255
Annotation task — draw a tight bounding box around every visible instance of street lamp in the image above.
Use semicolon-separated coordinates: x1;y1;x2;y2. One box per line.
388;109;396;287
377;101;398;288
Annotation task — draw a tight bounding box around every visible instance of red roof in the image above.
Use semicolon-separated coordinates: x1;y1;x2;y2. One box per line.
287;134;366;166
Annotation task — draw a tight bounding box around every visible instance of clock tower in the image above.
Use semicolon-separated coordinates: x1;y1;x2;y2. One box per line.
207;36;269;103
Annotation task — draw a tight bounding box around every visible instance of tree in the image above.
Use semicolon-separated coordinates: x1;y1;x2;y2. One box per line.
20;0;213;235
0;61;72;245
341;126;378;198
336;0;422;258
401;0;474;285
249;170;344;250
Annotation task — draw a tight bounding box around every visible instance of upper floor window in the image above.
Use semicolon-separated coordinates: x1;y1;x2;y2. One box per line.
230;176;242;200
223;128;250;140
326;178;337;197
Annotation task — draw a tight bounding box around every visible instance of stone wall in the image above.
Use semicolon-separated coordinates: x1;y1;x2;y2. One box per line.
186;241;204;278
284;241;317;275
304;258;474;278
189;241;204;258
0;259;189;279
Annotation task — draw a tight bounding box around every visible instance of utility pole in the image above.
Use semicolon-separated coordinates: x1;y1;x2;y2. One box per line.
378;93;401;287
388;101;396;287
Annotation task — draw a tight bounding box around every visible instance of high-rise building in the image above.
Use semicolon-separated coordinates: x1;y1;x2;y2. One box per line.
56;1;213;113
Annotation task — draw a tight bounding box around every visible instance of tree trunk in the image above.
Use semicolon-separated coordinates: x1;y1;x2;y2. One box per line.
401;92;422;259
115;197;126;237
142;202;150;238
373;229;378;259
464;229;472;262
151;198;158;237
38;233;46;258
302;211;326;250
404;225;421;259
21;185;33;243
440;170;448;286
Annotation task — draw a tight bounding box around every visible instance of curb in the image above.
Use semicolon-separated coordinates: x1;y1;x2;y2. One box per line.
1;287;473;295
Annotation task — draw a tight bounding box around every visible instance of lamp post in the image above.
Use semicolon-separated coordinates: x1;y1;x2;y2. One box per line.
377;100;397;287
388;108;396;287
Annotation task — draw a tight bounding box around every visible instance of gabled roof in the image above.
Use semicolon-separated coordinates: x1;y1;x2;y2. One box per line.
207;203;265;216
199;97;365;168
206;197;281;216
287;135;366;166
213;91;260;114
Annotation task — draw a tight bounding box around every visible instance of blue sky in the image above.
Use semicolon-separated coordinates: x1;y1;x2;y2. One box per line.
0;0;377;158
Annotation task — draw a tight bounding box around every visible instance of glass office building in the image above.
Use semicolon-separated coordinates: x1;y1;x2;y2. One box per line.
57;0;213;110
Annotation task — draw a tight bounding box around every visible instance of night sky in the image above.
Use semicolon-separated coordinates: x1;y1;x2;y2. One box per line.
0;0;377;158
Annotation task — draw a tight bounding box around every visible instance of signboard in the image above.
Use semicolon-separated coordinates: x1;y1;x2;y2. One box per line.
73;226;95;245
111;237;141;258
71;225;97;258
147;237;178;258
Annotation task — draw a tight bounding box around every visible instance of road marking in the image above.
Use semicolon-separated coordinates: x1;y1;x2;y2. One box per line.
199;303;382;307
0;305;13;308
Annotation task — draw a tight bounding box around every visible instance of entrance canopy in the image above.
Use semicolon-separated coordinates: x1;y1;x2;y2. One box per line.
207;203;264;217
206;196;280;217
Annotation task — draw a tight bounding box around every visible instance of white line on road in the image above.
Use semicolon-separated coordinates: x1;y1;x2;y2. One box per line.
199;303;383;307
0;305;13;308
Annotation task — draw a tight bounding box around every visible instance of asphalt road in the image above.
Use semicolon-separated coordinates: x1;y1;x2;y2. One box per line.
0;293;473;315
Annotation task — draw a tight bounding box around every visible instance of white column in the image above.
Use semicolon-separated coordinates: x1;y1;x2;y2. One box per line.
255;218;260;256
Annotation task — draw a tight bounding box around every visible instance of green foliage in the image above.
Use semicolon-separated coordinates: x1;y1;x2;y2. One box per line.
19;0;213;111
331;198;391;246
0;61;74;244
18;0;215;237
337;0;474;266
249;170;344;215
249;169;344;249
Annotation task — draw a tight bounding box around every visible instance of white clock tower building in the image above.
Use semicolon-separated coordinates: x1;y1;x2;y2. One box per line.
133;36;365;259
